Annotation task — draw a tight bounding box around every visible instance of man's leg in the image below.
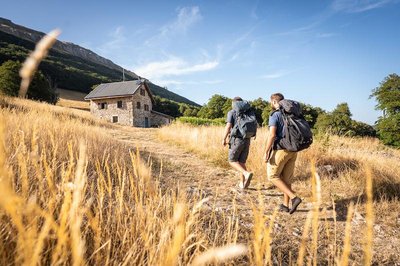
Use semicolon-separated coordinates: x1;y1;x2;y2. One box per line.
239;139;252;188
284;183;292;207
229;161;250;177
229;138;252;186
270;179;296;202
267;150;296;205
281;153;301;213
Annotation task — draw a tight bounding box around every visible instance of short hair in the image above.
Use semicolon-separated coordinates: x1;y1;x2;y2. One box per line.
270;93;284;101
233;97;243;102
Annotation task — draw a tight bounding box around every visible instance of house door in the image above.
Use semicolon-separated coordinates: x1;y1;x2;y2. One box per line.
144;117;149;128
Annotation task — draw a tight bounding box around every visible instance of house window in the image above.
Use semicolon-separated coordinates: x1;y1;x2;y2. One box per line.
140;88;145;96
137;102;141;109
99;102;107;109
117;100;123;108
112;116;118;123
144;104;149;111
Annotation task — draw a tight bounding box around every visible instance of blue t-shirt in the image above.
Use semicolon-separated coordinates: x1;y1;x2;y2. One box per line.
269;111;284;141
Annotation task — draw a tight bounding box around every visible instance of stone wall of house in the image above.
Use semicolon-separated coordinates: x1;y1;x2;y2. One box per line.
132;85;153;127
88;84;172;127
150;113;172;127
90;96;133;126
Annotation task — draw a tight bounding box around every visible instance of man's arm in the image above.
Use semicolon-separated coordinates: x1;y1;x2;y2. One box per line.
222;123;232;146
264;126;277;162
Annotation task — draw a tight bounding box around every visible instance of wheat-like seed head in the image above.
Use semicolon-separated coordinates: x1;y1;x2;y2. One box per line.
19;29;61;98
190;244;247;266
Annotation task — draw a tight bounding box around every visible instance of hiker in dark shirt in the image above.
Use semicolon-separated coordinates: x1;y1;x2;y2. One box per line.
264;93;302;214
222;97;254;189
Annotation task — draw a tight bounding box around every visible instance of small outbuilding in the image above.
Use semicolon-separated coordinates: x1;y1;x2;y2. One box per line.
84;80;173;127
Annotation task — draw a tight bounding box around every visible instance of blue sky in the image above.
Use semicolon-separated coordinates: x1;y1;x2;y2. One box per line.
2;0;400;124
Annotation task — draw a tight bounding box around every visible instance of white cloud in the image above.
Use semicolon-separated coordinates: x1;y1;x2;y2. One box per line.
96;26;126;54
153;79;224;87
135;57;219;79
250;0;260;19
145;6;202;46
316;32;338;38
204;80;224;85
276;21;322;36
260;70;291;79
331;0;395;13
162;6;202;35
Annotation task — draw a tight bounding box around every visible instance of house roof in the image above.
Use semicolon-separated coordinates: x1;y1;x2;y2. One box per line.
84;80;155;103
151;110;174;119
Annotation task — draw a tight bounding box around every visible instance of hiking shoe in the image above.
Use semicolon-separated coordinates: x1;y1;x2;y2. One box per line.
243;172;253;189
289;197;302;214
237;181;245;190
279;204;290;213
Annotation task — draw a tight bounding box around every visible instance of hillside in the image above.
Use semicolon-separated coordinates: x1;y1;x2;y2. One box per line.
0;18;200;107
56;88;89;111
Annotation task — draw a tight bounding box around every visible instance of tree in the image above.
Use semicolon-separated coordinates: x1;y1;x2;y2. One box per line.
351;120;376;137
314;103;354;135
0;60;20;96
332;102;352;117
153;96;181;117
261;107;272;126
198;94;229;119
0;60;58;103
179;103;200;117
374;114;400;146
222;98;232;118
197;105;209;118
301;103;324;128
370;73;400;146
250;98;269;125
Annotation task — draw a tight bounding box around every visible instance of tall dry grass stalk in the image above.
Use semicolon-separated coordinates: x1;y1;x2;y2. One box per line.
364;166;374;266
340;202;354;266
311;165;321;266
19;29;61;98
190;244;247;266
297;211;313;266
0;96;246;265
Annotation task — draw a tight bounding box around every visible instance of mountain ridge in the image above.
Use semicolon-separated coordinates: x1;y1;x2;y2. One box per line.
0;17;200;107
0;17;139;78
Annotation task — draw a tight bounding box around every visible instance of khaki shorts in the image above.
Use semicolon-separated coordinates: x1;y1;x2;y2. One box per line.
267;150;298;185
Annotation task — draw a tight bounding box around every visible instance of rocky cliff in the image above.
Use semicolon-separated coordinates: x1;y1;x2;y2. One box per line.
0;17;138;79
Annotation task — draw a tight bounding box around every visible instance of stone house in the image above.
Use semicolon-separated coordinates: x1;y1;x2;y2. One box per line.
84;80;173;127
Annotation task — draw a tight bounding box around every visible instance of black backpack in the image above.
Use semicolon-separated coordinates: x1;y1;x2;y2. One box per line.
277;99;313;152
231;101;257;139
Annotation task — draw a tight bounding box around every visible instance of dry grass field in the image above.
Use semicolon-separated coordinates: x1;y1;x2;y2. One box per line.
1;95;399;265
56;88;90;111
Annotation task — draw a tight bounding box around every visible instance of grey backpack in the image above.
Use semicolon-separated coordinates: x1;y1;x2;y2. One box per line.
231;101;257;139
278;99;313;151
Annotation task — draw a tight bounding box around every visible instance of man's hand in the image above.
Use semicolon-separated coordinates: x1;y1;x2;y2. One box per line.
264;149;271;163
222;138;228;146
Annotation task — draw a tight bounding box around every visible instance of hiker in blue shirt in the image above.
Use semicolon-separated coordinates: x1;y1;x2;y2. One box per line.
264;93;302;214
222;97;255;189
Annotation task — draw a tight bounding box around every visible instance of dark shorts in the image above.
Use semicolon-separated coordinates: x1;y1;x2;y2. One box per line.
228;137;251;164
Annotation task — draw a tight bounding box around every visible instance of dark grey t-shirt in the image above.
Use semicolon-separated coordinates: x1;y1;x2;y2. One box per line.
226;110;236;125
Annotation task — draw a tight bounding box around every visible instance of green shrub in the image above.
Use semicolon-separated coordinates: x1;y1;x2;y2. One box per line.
176;117;225;126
